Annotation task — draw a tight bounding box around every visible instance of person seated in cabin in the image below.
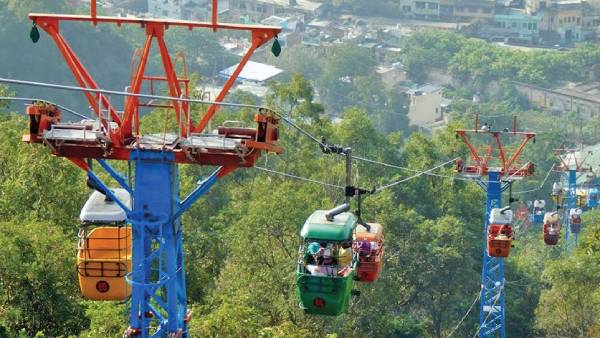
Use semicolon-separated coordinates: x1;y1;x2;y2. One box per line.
303;242;323;267
499;225;512;238
337;241;353;268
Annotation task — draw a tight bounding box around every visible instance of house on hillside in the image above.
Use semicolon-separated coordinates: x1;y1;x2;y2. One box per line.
227;0;324;23
406;84;451;127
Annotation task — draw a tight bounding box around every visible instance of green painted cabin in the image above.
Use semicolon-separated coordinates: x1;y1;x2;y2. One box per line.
296;210;357;315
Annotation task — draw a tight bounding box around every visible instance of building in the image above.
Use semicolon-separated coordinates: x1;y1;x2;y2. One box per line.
406;84;451;127
261;15;304;47
227;0;324;23
486;8;540;43
148;0;190;18
453;0;496;21
377;63;407;91
537;0;585;43
413;1;441;19
514;81;600;118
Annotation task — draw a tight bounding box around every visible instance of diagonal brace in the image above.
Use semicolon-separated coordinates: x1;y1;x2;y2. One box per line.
97;159;133;194
86;170;132;214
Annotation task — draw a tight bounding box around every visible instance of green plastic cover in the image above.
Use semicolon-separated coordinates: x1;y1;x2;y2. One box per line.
300;210;356;241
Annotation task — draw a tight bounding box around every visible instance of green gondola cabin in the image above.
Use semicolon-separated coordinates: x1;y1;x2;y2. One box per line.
296;210;357;316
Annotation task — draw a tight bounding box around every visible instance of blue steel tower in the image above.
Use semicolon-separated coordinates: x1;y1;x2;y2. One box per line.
555;149;592;251
456;119;535;338
19;1;283;336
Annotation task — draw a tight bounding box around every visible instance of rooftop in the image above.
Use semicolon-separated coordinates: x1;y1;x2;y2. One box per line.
254;0;323;12
406;83;441;95
219;61;283;82
300;210;356;241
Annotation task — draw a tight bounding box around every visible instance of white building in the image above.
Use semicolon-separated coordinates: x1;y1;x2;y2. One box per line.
148;0;226;19
406;84;450;127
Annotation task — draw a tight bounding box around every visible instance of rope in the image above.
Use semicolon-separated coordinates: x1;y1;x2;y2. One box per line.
445;292;481;338
253;166;344;189
0;96;90;119
0;77;268;111
512;163;555;195
373;158;458;193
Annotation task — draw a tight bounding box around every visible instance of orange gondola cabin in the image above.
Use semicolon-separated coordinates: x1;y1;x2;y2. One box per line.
543;211;561;245
354;222;384;282
77;188;132;300
487;207;514;257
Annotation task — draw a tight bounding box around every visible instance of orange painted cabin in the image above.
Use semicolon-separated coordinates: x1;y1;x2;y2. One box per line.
488;208;514;257
354;223;384;282
487;224;513;257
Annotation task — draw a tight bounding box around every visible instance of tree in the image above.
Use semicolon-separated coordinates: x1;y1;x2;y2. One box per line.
0;221;88;337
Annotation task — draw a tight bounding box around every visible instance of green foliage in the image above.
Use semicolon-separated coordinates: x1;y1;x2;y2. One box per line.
401;30;600;89
0;221;88;336
534;211;600;337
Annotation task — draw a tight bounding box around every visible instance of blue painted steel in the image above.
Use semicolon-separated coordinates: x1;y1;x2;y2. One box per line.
117;149;220;337
564;169;578;249
478;171;506;338
172;169;220;222
86;170;131;214
97;159;133;194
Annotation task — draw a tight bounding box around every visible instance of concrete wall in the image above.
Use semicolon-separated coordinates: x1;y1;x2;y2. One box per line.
514;82;600;119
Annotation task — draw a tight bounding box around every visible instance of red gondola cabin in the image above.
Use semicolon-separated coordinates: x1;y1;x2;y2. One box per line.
543;212;561;245
354;223;384;282
487;207;513;257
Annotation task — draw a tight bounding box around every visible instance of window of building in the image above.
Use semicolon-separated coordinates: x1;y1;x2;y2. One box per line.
469;7;477;13
577;17;581;24
428;3;438;9
512;22;517;28
403;5;412;11
533;23;537;30
523;23;527;28
456;6;464;12
239;2;246;9
416;2;426;9
483;8;492;14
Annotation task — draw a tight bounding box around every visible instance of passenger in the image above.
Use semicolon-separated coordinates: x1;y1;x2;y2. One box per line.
338;241;352;268
320;247;338;266
304;242;323;266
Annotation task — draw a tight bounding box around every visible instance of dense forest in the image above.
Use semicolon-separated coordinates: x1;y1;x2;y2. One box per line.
1;1;600;338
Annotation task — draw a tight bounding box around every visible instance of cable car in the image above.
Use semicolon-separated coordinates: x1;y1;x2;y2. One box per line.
576;190;587;208
551;182;564;206
488;207;513;257
77;188;132;301
515;202;528;221
587;187;599;209
354;222;384;282
531;200;545;224
542;211;561;246
569;208;582;234
296;209;357;316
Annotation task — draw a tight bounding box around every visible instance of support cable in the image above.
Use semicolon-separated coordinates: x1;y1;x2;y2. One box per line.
512;164;555;195
445;292;481;338
253;166;344;189
0;77;552;189
0;77;267;111
373;158;459;193
472;282;505;338
0;96;90;119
